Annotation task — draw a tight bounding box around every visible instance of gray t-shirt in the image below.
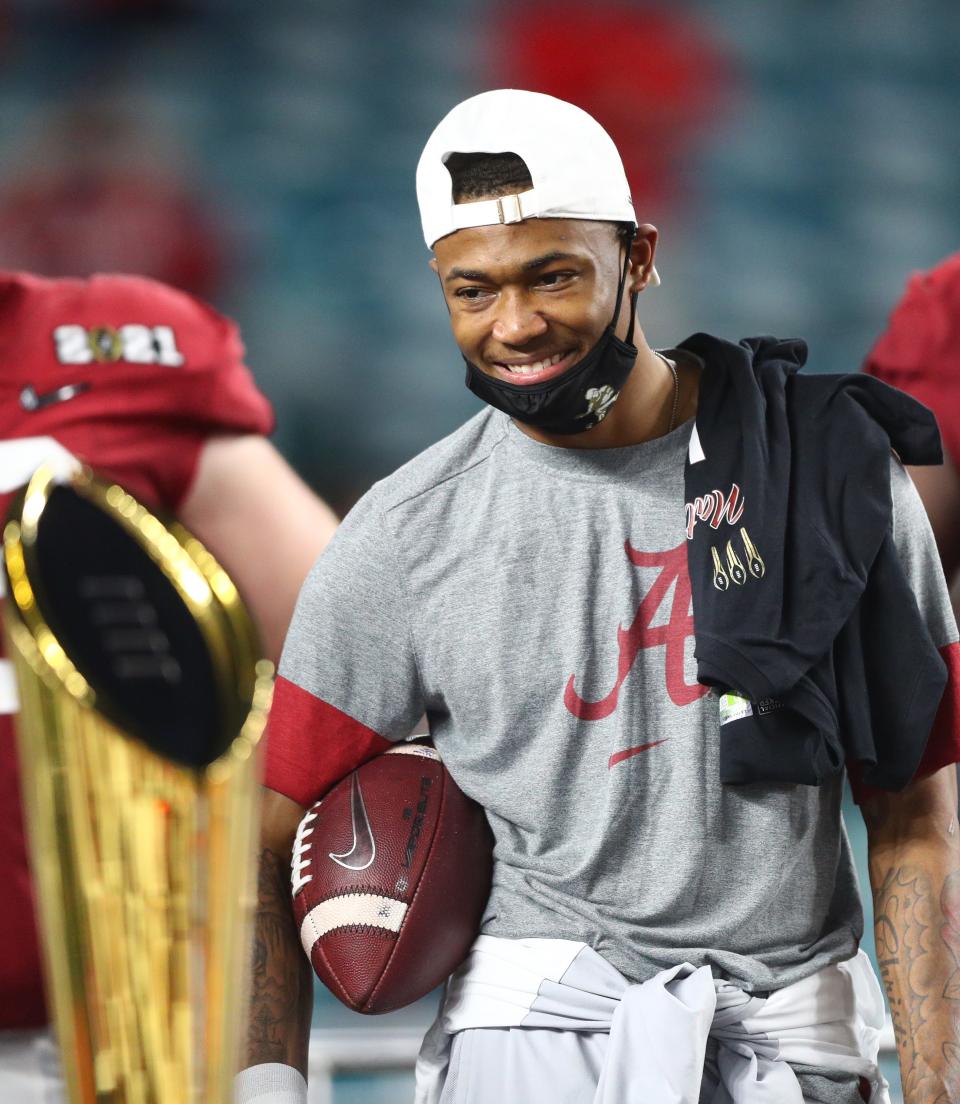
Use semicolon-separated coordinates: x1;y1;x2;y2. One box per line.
271;406;956;992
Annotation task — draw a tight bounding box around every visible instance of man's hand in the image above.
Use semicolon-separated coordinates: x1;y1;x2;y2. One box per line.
863;766;960;1102
243;787;314;1075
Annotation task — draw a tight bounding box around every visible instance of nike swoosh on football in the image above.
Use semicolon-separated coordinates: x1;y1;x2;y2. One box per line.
608;739;670;769
329;773;376;871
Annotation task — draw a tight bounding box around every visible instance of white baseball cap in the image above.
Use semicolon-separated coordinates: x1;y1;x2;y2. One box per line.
416;88;638;250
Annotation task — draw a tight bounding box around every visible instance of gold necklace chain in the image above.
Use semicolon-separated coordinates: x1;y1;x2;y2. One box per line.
654;350;680;434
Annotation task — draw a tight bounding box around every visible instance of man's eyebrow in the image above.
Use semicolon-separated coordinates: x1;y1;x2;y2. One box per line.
522;251;579;271
445;267;489;284
444;252;581;284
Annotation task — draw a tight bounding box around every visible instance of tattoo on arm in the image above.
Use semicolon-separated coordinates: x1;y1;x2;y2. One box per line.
939;871;960;1102
941;870;960;1001
245;846;312;1070
873;862;960;1102
874;865;931;1051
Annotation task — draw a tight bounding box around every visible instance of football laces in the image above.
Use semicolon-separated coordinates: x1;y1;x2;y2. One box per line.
291;803;321;896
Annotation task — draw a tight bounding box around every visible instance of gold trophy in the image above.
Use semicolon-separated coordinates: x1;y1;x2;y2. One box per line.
2;465;273;1103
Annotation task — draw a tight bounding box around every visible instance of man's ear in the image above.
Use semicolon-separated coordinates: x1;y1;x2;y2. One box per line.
629;224;659;293
429;255;453;316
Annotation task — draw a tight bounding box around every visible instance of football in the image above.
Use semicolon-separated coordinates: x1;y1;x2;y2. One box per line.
290;743;493;1013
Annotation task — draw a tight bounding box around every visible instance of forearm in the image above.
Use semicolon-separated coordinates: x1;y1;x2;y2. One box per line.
243;794;314;1076
180;435;339;661
866;777;960;1101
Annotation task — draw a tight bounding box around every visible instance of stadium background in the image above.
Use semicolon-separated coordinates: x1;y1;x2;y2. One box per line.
2;1;959;1100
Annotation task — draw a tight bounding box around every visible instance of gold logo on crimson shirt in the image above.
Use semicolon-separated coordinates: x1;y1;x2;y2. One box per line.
89;326;123;363
52;324;185;367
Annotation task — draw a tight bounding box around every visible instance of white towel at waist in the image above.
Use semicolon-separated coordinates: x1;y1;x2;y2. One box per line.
416;936;890;1104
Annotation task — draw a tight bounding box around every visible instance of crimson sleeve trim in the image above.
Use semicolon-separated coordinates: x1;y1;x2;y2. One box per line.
263;675;392;807
850;640;960;804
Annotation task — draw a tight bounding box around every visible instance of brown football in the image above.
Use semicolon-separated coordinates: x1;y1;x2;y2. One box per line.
290;744;493;1013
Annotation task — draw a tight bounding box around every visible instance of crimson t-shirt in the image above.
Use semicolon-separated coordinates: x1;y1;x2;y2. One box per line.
864;252;960;467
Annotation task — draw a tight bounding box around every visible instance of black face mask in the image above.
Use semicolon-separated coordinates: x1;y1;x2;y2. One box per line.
463;247;639;436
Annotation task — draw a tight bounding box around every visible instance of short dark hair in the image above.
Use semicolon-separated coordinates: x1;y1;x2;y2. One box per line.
444;150;634;246
445;151;532;202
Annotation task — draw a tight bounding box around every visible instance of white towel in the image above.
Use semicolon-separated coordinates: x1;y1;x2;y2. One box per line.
416;936;890;1104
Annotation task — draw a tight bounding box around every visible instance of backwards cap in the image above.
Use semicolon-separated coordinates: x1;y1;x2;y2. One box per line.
416;88;638;250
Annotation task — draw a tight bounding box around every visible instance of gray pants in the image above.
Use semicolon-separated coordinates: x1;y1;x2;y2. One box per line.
436;1028;867;1104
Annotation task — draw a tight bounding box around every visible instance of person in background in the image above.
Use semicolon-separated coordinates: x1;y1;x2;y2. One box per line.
0;100;228;302
864;252;960;613
0;270;338;1101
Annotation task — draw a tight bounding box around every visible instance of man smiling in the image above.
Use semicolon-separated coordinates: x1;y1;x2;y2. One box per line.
427;148;679;448
245;91;960;1104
